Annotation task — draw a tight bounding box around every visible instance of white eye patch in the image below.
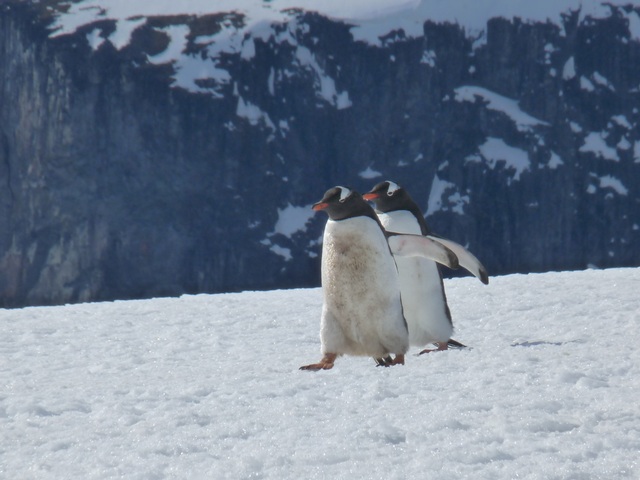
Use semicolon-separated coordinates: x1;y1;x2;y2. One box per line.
386;181;401;196
338;186;352;202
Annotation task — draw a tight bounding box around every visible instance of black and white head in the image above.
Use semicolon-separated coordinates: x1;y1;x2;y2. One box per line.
363;181;417;214
364;180;430;235
312;186;378;222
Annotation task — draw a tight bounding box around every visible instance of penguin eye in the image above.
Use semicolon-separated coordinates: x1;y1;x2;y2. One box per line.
387;190;395;197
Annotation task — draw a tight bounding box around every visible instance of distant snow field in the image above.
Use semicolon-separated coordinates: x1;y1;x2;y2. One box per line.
1;268;639;479
45;0;640;101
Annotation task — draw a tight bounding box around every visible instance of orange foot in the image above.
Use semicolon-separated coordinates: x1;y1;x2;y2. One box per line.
418;342;448;355
300;353;337;371
389;354;405;365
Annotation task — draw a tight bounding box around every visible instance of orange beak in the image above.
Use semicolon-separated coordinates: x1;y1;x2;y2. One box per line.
312;202;328;211
362;193;379;201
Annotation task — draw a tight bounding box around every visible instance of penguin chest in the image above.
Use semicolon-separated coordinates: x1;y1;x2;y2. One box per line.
321;217;406;354
378;209;452;344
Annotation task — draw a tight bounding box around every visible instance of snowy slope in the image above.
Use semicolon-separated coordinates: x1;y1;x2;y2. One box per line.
1;268;639;479
46;0;640;96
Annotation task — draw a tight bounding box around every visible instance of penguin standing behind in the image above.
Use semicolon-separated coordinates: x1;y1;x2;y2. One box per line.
364;181;488;354
300;186;459;371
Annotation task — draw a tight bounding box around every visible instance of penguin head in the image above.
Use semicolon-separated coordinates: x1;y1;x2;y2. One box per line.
363;181;412;213
312;186;377;221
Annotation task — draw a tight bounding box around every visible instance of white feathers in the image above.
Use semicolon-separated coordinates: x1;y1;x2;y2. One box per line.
337;186;352;202
378;209;456;345
319;217;408;357
427;235;489;284
385;181;401;195
388;234;459;269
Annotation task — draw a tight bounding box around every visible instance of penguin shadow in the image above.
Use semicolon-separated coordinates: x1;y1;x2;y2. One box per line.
510;340;583;348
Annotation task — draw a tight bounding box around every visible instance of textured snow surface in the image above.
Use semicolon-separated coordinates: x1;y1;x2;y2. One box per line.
1;268;639;479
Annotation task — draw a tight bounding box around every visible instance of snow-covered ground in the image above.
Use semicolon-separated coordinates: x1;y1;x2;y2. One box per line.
1;268;639;479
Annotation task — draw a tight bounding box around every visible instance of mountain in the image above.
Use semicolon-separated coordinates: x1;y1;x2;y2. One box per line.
1;0;639;307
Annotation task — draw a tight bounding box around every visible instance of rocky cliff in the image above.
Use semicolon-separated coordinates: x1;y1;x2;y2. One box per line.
1;1;639;307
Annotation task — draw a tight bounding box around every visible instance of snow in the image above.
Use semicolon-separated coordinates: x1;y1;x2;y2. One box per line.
426;174;453;216
269;203;315;238
562;56;575;80
617;137;632;150
420;49;437;67
547;151;564;169
611;115;632;130
626;10;640;42
598;175;629;196
454;86;549;132
269;244;292;261
569;121;583;133
592;72;615;91
86;28;105;50
262;203;315;260
358;166;383;179
147;25;190;66
109;17;147;51
48;1;637;46
425;175;469;216
580;76;596;92
46;0;637;98
471;137;531;181
1;268;639;479
236;96;276;130
294;46;352;109
580;132;620;162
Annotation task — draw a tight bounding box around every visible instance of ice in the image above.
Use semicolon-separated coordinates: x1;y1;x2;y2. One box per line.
1;268;639;478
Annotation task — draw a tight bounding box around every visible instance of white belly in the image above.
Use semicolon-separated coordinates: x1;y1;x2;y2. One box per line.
378;210;453;345
320;217;408;357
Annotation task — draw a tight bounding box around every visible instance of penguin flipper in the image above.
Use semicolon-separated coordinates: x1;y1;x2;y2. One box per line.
426;235;489;284
388;234;459;270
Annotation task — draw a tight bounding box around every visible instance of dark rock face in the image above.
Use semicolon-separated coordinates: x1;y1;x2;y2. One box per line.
1;2;639;307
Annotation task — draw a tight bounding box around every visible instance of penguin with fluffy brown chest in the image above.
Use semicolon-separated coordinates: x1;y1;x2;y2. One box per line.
364;181;488;354
300;186;459;371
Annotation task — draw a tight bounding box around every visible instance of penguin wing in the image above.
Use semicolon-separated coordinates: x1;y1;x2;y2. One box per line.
427;235;489;284
388;234;459;270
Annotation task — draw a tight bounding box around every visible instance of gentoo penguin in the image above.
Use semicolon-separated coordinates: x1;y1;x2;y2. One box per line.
300;186;459;371
364;180;488;354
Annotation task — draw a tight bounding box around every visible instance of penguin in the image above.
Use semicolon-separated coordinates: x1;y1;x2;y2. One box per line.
363;180;488;354
300;186;459;371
